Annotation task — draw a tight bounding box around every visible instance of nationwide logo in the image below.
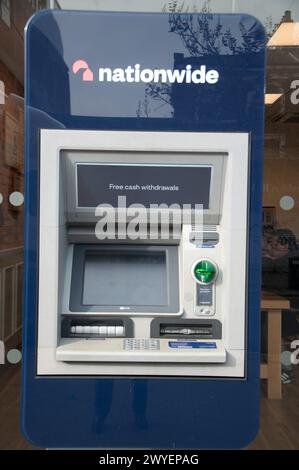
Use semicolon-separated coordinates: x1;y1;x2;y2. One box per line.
72;59;94;81
72;59;219;85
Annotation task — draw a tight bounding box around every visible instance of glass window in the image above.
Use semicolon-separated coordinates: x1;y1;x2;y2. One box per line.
1;0;11;28
0;0;299;451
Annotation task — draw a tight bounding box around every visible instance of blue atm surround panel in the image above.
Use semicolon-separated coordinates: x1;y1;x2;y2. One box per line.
22;10;266;448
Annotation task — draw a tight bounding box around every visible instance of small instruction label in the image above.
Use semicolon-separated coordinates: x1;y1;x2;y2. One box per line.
168;341;217;349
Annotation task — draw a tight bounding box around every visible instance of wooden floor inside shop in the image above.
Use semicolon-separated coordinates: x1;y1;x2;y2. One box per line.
0;365;298;450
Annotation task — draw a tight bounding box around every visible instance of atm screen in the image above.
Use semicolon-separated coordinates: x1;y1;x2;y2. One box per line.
83;250;167;306
77;163;212;209
70;244;180;313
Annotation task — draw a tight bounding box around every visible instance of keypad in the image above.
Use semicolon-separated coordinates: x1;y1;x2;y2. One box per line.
123;339;160;351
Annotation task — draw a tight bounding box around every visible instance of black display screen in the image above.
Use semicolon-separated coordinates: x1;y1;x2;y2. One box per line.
83;250;167;306
77;164;211;209
69;244;180;313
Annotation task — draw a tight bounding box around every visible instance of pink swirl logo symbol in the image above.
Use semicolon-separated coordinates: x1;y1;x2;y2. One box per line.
72;59;94;81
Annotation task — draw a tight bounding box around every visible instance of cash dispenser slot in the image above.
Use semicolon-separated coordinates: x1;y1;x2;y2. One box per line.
151;318;222;340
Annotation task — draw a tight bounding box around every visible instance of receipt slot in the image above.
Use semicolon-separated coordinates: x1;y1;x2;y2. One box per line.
22;11;266;448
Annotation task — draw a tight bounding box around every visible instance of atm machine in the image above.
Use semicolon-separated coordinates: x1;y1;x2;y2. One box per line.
22;11;266;448
39;130;246;376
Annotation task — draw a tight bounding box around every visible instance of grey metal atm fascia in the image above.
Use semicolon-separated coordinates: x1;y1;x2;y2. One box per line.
38;130;249;377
